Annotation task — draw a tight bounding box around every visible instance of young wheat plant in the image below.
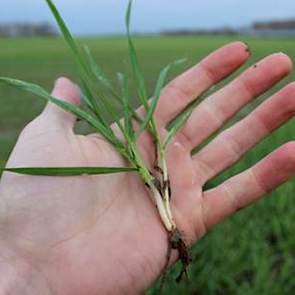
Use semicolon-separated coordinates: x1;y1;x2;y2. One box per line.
0;0;200;282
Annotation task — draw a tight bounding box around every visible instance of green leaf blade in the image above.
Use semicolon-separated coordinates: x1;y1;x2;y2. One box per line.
84;45;142;128
165;91;204;147
117;72;133;139
135;59;187;138
83;46;113;93
126;0;148;110
45;0;88;79
45;0;102;119
82;46;127;134
1;166;137;176
0;78;125;152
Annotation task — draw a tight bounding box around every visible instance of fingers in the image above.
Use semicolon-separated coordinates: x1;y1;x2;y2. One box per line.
193;82;295;184
201;142;295;231
42;77;81;129
155;42;250;125
178;53;292;150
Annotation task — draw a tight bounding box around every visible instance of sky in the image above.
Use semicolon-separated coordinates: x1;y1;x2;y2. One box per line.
1;0;295;36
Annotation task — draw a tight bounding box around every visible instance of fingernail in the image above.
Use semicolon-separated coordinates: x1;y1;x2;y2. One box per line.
54;78;61;89
54;77;67;88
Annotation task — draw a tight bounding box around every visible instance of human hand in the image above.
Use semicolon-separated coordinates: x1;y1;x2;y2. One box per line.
0;42;294;295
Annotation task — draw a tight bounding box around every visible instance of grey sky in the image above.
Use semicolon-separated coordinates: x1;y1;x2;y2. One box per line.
1;0;295;35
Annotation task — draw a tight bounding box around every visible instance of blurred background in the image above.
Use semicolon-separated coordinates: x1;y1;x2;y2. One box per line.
0;1;294;294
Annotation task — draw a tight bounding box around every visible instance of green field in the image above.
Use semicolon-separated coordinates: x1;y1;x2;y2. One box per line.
0;35;294;294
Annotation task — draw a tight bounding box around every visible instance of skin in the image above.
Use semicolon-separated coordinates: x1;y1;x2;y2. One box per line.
0;42;295;295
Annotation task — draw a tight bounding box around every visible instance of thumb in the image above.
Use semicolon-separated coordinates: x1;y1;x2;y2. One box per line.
42;77;81;129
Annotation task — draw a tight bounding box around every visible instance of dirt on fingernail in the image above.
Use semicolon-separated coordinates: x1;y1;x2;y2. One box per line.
243;42;251;55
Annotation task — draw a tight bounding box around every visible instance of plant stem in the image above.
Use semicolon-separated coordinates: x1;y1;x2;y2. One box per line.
158;146;176;230
147;180;174;231
129;142;175;232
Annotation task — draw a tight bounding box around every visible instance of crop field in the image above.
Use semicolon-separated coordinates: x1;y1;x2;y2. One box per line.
0;35;294;294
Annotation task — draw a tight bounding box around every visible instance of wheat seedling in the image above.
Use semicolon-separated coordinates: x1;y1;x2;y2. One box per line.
0;0;201;283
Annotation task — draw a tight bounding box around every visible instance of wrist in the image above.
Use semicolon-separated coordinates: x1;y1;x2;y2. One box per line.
0;243;51;295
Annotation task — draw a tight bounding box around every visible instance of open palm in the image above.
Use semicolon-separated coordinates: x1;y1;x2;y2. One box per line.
1;42;295;295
